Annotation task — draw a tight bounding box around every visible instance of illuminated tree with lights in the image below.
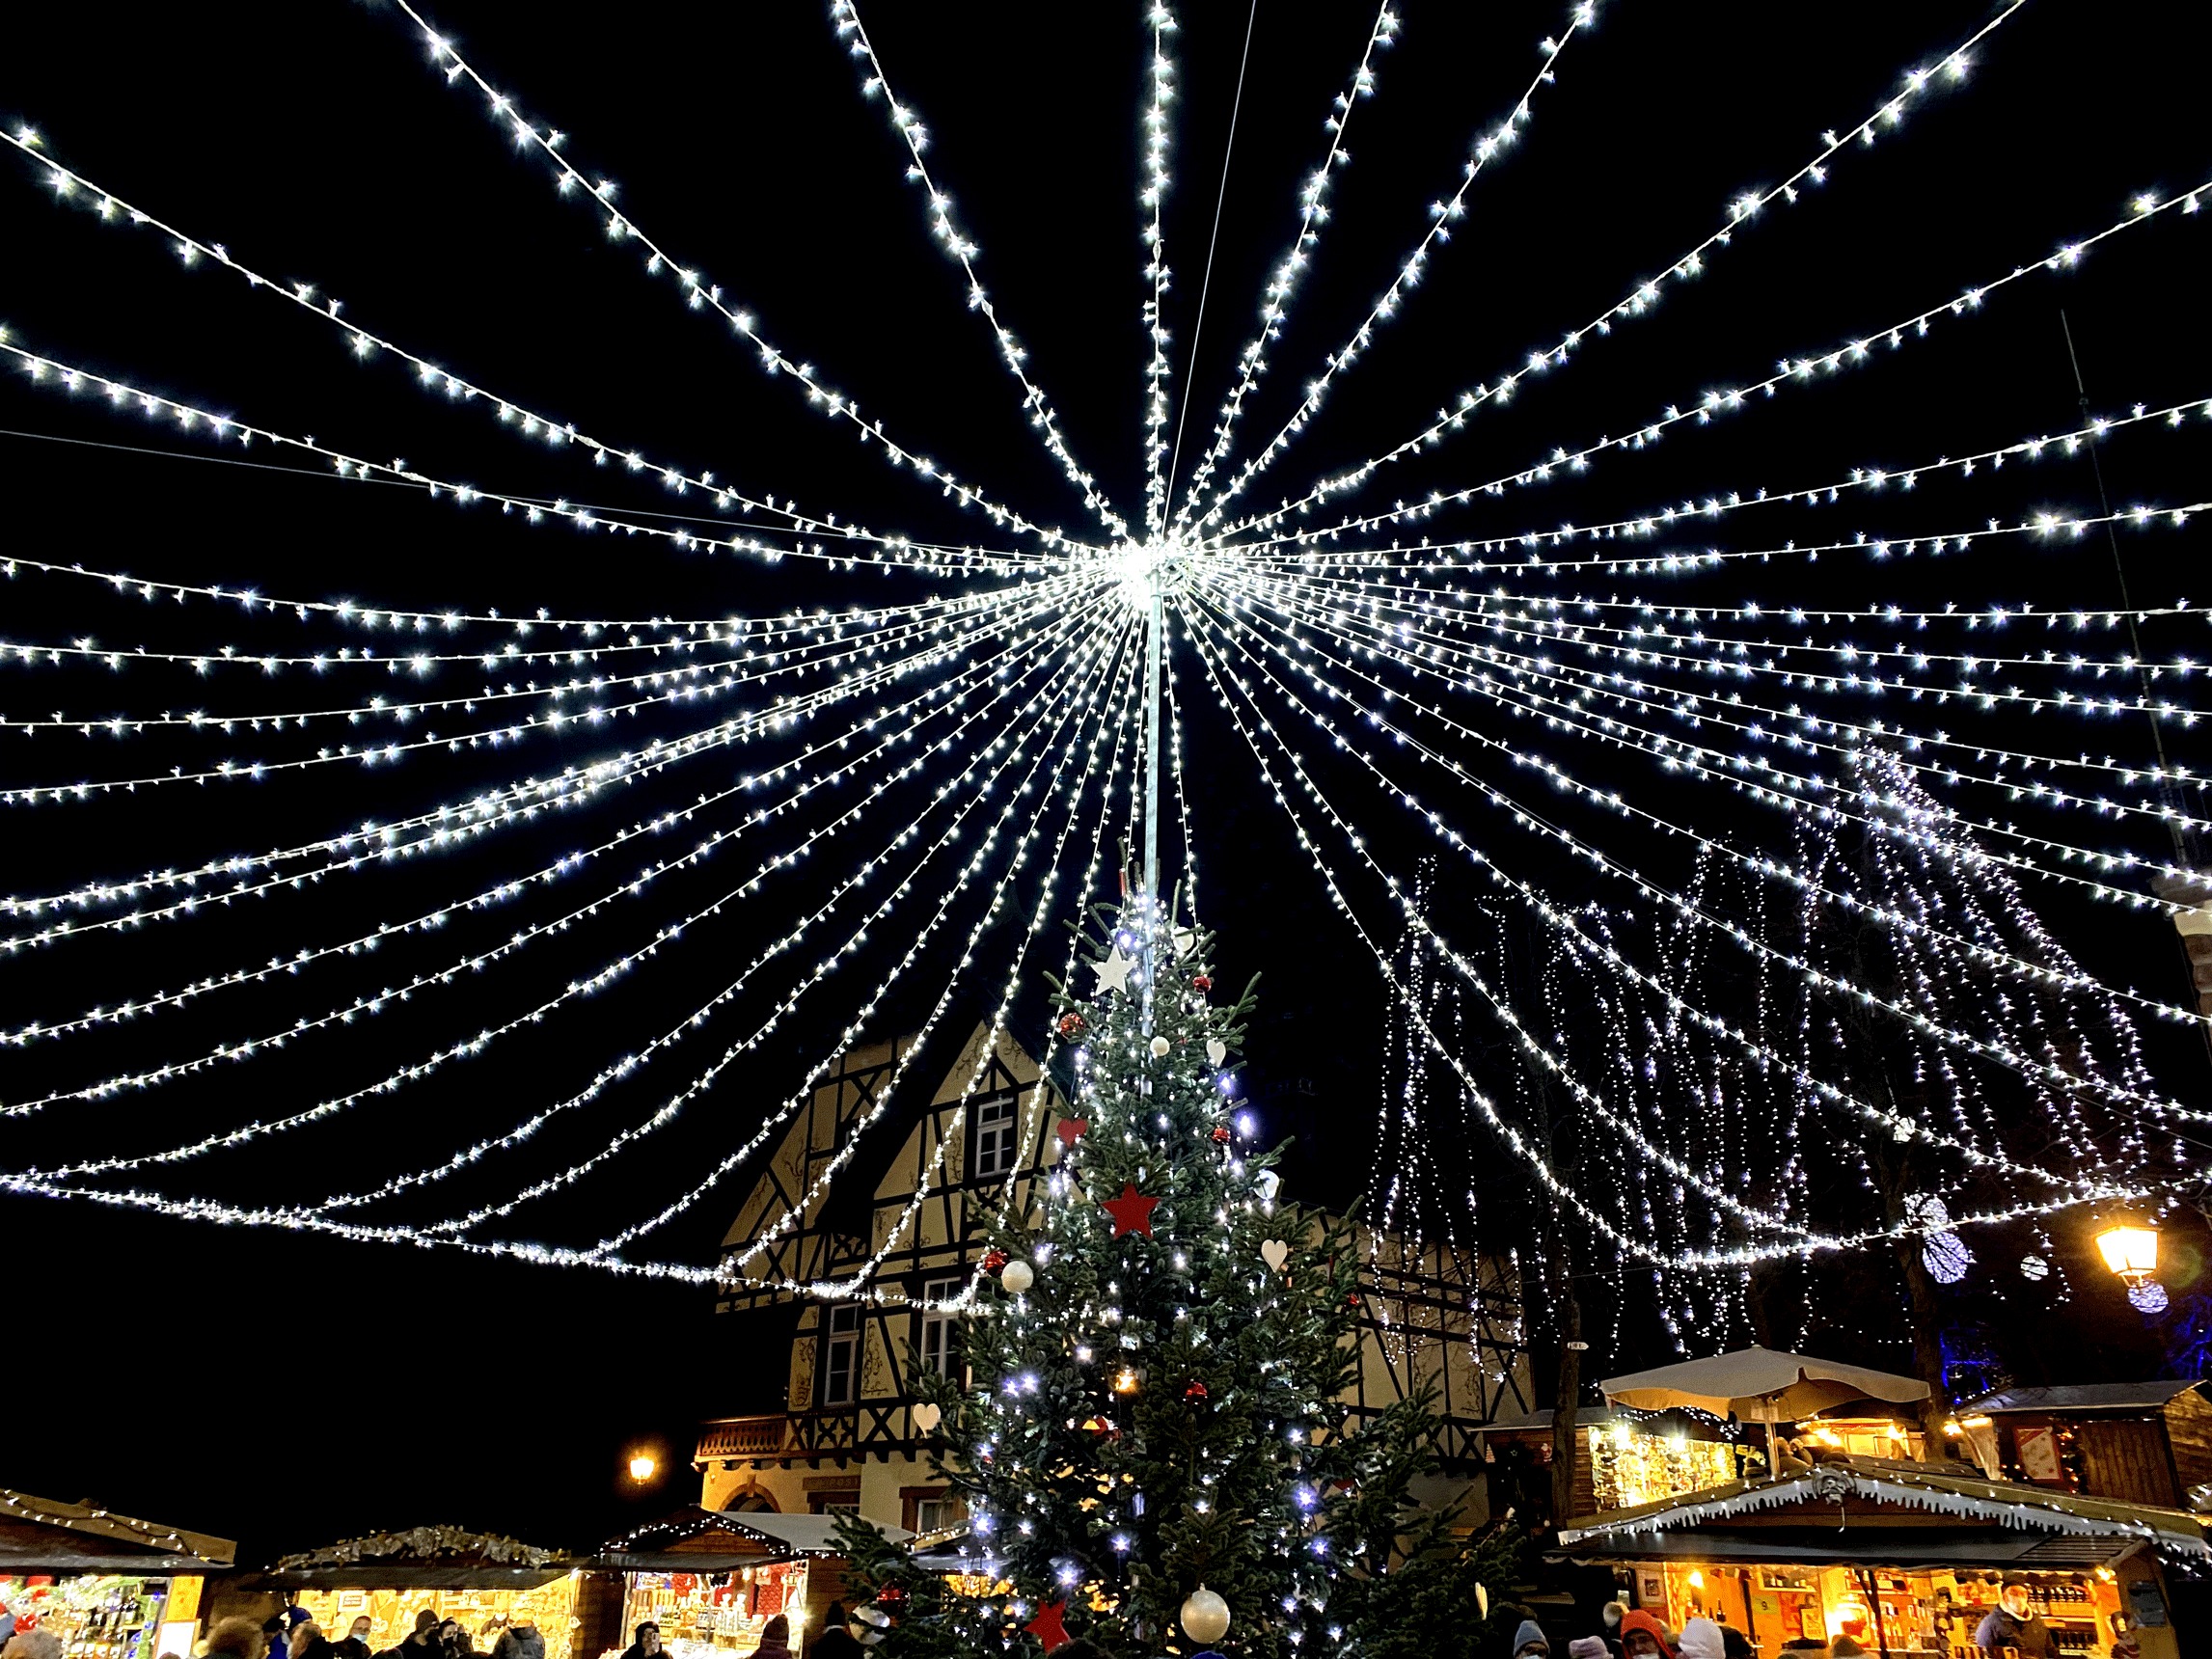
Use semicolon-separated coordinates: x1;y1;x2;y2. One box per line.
1772;748;2169;1431
835;893;1457;1657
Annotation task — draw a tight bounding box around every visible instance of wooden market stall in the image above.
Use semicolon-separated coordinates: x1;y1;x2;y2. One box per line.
229;1529;578;1659
1951;1381;2212;1508
581;1509;912;1659
0;1489;234;1659
1556;1455;2205;1659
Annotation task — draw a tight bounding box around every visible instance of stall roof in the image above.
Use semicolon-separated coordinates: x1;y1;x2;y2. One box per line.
584;1508;912;1572
249;1527;569;1591
1959;1381;2205;1415
1557;1455;2210;1570
0;1489;234;1573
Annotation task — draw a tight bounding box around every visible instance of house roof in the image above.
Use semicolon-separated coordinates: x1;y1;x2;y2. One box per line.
0;1489;234;1573
1959;1381;2205;1415
1556;1455;2209;1569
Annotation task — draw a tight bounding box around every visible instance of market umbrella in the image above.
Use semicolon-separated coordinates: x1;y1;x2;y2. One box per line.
1598;1345;1930;1474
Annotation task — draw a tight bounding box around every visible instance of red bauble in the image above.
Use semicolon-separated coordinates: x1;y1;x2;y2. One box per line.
1190;973;1213;992
982;1248;1009;1273
876;1585;910;1607
1057;1011;1089;1038
1348;1292;1363;1308
1184;1379;1210;1403
1211;1126;1231;1144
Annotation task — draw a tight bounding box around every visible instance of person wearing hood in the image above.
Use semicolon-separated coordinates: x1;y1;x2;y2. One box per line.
806;1624;863;1659
1974;1576;2057;1658
1676;1618;1725;1659
1616;1610;1675;1659
1511;1620;1552;1658
487;1618;540;1659
749;1617;794;1659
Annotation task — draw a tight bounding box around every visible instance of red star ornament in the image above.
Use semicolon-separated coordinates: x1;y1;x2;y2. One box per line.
1024;1600;1072;1652
1101;1181;1161;1238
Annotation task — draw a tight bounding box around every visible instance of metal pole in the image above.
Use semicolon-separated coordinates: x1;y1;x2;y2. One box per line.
1140;585;1165;1038
1143;585;1164;896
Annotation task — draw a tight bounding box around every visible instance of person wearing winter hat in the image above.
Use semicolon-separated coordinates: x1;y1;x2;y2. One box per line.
1676;1618;1725;1659
1616;1609;1675;1659
1569;1640;1612;1659
1512;1620;1552;1657
1974;1575;2057;1658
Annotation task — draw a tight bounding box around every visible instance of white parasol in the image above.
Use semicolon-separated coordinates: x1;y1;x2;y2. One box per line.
1598;1345;1931;1476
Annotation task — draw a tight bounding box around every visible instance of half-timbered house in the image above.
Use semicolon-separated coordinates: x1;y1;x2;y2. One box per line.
694;1022;1531;1532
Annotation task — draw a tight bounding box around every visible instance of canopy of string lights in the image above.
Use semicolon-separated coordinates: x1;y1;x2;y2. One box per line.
2;0;2206;1319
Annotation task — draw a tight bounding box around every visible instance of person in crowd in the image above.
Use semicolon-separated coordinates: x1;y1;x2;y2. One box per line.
617;1623;663;1659
1598;1601;1628;1657
397;1613;439;1659
487;1617;539;1659
1777;1639;1831;1658
1568;1641;1610;1659
1616;1610;1674;1659
2;1630;63;1659
204;1629;269;1659
749;1617;793;1659
287;1620;332;1659
332;1618;373;1659
1975;1576;2057;1658
1720;1627;1754;1659
1512;1619;1552;1657
806;1622;863;1659
1830;1638;1867;1658
1677;1618;1725;1659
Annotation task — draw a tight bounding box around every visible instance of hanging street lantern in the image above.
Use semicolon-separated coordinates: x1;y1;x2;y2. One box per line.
2093;1222;2160;1288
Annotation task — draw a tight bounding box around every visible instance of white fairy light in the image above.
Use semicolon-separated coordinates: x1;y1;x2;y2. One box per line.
829;0;1127;542
1186;0;1598;531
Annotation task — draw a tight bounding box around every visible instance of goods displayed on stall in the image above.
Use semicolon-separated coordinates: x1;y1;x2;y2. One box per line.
1557;1456;2205;1659
0;1491;233;1659
583;1509;911;1659
1587;1421;1755;1514
259;1530;576;1659
615;1562;809;1659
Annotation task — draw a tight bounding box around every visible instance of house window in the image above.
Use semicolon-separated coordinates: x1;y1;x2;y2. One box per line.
822;1304;860;1405
971;1091;1020;1178
901;1486;966;1534
809;1490;861;1515
918;1276;964;1382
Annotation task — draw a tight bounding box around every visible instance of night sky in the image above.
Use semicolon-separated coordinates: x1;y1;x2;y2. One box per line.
5;0;2211;1563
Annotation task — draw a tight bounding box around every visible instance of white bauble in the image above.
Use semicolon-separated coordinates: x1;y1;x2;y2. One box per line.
1000;1259;1036;1294
1150;1035;1171;1058
1181;1586;1231;1644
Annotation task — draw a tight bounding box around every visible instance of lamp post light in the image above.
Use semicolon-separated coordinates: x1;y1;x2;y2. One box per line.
2093;1222;2160;1289
627;1451;659;1485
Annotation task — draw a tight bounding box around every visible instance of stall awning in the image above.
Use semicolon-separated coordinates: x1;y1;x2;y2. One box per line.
0;1489;234;1573
583;1509;911;1571
1557;1455;2210;1570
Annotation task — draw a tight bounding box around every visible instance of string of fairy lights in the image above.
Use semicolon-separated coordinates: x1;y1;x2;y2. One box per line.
1;0;2204;1319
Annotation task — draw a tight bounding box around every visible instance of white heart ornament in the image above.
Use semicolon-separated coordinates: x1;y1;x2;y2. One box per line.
1260;1239;1290;1273
1206;1039;1226;1068
912;1402;942;1433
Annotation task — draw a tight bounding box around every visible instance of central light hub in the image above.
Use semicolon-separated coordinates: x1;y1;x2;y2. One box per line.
1114;537;1188;614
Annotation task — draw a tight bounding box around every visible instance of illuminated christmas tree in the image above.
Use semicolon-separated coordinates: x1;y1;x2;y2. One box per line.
836;888;1465;1657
